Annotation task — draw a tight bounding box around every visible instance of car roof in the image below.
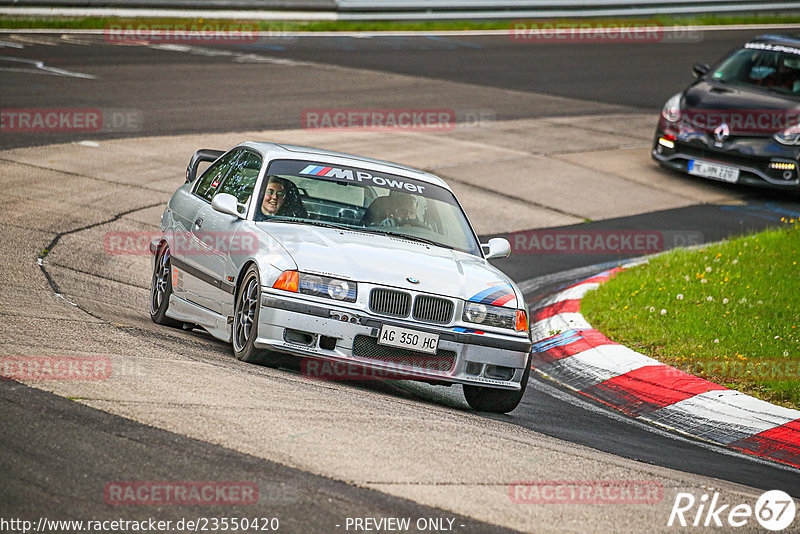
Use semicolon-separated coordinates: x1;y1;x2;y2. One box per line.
238;141;451;190
751;34;800;47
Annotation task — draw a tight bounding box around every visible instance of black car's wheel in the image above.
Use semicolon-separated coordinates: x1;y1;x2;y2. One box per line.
233;265;265;363
150;244;180;327
463;355;531;414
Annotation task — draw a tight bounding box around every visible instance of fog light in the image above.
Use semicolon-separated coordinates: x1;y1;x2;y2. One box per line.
658;137;675;149
769;161;796;170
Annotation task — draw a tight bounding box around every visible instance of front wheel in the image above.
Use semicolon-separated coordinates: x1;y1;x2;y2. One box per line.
233;265;266;363
463;355;531;414
150;245;180;327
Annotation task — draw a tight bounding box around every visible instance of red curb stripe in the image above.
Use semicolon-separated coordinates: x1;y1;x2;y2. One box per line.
554;329;618;359
561;266;626;291
530;329;619;367
532;299;581;321
583;365;728;417
728;419;800;469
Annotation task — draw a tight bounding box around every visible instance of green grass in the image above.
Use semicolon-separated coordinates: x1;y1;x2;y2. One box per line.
581;221;800;409
2;14;800;31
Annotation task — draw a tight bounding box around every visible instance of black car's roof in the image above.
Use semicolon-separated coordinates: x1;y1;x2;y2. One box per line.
751;34;800;47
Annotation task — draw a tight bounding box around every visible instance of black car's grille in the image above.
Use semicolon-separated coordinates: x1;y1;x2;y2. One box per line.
352;335;456;372
369;288;411;317
677;143;770;169
412;295;454;324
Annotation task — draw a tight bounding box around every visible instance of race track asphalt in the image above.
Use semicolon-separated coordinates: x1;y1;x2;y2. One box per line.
2;26;800;532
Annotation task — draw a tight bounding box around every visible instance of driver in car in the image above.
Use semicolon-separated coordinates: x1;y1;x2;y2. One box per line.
363;192;418;226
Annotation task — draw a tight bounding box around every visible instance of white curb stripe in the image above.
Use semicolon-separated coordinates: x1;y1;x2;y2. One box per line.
543;346;659;390
532;282;599;309
531;312;591;342
645;389;800;445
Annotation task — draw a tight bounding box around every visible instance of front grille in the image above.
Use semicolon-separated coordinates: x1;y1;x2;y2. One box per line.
352;335;456;372
369;288;411;317
412;295;454;324
677;143;768;168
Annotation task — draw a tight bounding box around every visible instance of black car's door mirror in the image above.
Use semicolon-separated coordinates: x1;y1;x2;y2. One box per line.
186;149;225;183
692;63;710;78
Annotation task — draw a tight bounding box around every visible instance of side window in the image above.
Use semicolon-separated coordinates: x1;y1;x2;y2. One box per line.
216;150;262;210
194;149;242;202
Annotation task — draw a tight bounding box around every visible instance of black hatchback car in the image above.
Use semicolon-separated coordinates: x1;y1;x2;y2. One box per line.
653;34;800;190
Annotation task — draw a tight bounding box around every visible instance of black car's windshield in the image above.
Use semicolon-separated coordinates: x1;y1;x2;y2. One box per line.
712;43;800;96
254;159;481;256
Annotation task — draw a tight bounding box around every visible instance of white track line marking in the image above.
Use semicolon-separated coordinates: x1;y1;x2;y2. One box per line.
0;56;96;79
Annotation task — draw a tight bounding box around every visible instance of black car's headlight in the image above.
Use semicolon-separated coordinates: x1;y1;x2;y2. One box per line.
773;128;800;145
661;93;682;123
272;270;357;302
462;302;528;332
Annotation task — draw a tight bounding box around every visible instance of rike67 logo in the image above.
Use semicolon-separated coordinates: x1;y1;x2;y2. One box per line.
668;490;796;531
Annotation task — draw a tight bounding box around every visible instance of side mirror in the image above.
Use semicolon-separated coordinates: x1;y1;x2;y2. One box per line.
186;148;225;183
211;193;242;218
482;237;511;260
692;63;710;78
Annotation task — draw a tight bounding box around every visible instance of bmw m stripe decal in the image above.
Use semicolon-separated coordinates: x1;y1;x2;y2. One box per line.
300;164;333;176
468;285;516;306
452;327;485;335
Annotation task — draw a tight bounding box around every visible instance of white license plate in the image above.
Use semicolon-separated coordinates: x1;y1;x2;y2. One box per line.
378;325;439;354
687;160;739;183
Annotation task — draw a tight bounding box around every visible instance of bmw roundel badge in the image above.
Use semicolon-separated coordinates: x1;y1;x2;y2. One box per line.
407;277;419;284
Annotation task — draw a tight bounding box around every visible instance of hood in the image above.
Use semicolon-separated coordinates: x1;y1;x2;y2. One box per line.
682;80;800;135
260;223;519;307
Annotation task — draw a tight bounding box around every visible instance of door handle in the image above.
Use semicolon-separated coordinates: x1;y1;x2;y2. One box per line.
194;218;203;229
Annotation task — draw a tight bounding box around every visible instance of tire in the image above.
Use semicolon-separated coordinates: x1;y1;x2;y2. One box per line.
463;355;531;414
233;265;266;363
150;244;180;327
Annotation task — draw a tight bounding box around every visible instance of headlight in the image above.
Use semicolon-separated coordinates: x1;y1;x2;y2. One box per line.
299;273;357;302
462;302;516;330
463;302;487;323
773;127;800;145
661;93;682;123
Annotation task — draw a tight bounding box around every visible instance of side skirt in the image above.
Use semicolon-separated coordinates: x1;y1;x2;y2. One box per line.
166;294;231;343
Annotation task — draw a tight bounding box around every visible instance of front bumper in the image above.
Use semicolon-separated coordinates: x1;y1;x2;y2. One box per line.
254;292;532;390
652;128;800;190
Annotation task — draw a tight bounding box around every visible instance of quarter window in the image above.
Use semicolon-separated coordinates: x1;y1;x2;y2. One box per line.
194;149;242;202
217;150;263;209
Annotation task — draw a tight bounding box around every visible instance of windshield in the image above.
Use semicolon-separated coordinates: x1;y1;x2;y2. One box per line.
254;159;481;256
711;43;800;96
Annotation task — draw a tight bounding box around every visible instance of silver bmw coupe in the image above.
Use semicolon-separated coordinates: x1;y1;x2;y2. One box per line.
150;142;532;413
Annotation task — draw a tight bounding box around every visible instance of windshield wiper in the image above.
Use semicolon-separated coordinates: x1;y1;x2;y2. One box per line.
264;218;354;231
366;229;452;249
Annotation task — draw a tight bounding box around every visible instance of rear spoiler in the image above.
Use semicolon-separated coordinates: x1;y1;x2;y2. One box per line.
186;149;225;183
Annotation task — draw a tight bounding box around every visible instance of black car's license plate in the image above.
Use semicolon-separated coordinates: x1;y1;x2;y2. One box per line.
688;160;739;183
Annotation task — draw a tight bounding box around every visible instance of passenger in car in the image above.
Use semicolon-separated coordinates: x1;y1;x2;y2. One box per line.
362;192;417;226
259;176;308;219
